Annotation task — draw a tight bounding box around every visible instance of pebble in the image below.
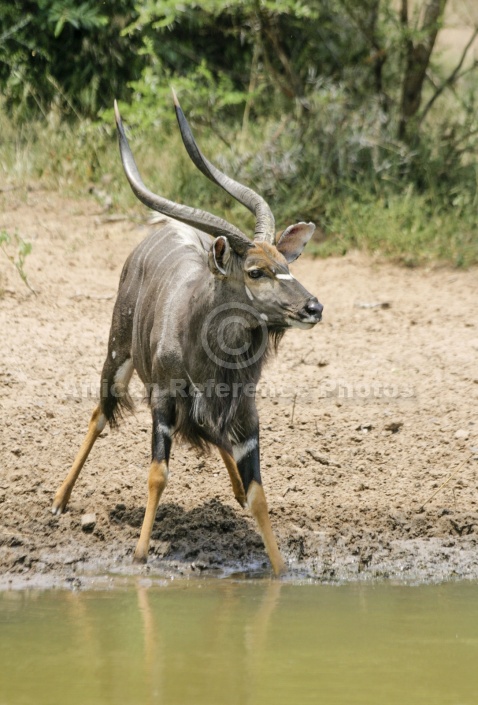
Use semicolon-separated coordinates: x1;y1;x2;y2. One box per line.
385;421;403;433
81;513;97;532
356;423;373;432
354;301;391;309
305;449;341;467
454;429;469;440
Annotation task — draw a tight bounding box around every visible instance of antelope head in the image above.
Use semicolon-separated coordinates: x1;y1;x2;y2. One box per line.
114;94;323;331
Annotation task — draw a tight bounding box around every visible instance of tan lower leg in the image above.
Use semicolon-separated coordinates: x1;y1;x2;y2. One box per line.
133;460;168;564
247;480;286;577
52;405;106;515
219;448;246;507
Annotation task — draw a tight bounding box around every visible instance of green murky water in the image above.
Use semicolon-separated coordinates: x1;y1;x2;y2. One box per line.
1;580;477;705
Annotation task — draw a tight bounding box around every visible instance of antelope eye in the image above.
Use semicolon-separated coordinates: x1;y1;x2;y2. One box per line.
248;269;264;279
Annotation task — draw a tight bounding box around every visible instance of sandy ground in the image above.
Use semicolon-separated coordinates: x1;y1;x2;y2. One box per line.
1;187;477;590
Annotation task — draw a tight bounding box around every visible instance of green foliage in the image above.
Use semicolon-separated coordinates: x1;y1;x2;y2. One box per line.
0;0;477;266
1;97;476;267
317;190;478;267
0;0;142;119
46;0;108;37
0;229;35;293
111;60;249;134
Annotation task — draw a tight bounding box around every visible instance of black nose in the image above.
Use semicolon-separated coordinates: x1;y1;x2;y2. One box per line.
305;299;323;319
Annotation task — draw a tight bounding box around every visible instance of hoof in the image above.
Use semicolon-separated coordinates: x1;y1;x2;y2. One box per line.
51;498;66;516
235;494;247;508
51;486;72;516
133;553;147;565
272;556;287;577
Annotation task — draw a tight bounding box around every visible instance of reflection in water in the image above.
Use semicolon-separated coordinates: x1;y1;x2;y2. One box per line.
244;581;282;704
1;581;478;705
136;579;282;705
137;585;161;705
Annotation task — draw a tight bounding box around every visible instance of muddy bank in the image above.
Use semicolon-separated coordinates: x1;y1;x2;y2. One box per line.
1;189;477;589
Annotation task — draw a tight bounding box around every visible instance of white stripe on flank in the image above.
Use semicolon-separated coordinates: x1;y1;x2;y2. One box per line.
232;437;258;463
155;266;200;359
124;235;164;298
134;242;187;374
276;273;294;281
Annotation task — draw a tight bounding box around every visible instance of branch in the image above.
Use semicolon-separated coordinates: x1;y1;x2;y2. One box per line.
400;0;408;28
262;14;303;101
255;14;296;101
0;16;31;44
398;0;448;140
338;0;387;95
242;36;261;134
339;0;382;51
420;26;478;123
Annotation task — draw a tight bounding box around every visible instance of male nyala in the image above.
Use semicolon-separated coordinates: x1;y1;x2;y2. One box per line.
52;93;323;575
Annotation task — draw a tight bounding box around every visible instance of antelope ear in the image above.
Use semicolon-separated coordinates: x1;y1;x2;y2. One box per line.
276;222;315;263
209;236;232;276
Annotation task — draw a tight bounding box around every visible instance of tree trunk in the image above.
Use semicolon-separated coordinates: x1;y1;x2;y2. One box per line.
398;0;448;141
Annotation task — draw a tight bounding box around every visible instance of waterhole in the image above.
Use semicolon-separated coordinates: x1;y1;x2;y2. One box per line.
1;580;477;705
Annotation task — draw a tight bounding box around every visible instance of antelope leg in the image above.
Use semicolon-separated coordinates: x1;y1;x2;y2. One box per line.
133;405;173;563
222;435;286;577
52;405;106;515
219;447;246;507
133;459;169;563
246;480;285;577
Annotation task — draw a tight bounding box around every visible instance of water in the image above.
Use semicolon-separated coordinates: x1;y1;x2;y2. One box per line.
1;580;477;705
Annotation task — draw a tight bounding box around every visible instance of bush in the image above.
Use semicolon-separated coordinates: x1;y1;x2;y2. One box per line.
1;0;477;266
